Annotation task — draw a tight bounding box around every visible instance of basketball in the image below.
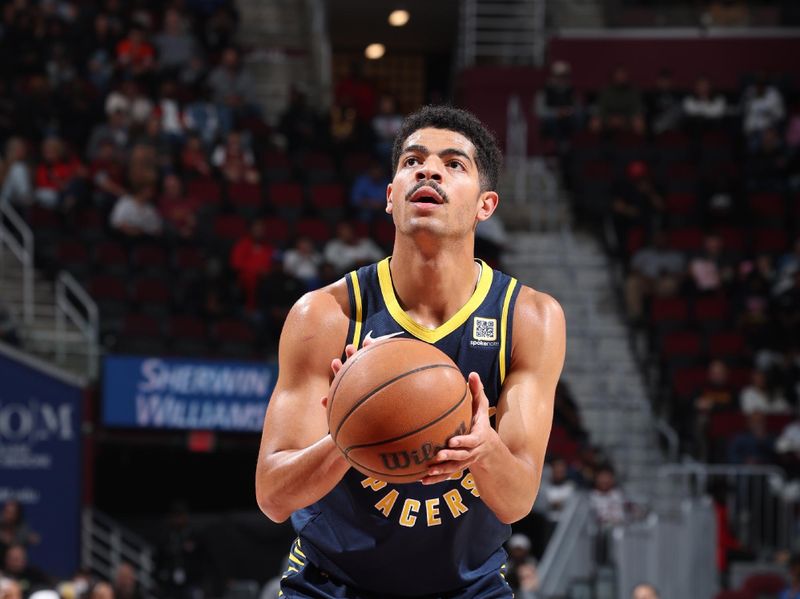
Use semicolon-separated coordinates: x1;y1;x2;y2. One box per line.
327;337;472;484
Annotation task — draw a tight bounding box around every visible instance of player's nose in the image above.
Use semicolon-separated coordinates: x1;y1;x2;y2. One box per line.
415;158;443;182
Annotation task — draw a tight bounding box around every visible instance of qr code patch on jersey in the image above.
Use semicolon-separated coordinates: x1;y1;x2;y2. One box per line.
473;317;497;341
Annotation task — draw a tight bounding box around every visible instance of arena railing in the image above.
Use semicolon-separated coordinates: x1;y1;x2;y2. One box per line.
82;508;156;599
55;271;99;380
0;200;34;324
657;463;800;556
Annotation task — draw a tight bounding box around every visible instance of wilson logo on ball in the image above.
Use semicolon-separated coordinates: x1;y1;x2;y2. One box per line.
379;422;467;470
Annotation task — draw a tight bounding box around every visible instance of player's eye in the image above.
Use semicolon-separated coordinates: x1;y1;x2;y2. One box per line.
403;156;419;166
447;160;464;170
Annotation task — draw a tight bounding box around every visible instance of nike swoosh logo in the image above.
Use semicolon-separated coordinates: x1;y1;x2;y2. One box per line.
363;330;404;344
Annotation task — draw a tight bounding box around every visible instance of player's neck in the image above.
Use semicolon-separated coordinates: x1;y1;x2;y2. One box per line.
389;239;480;329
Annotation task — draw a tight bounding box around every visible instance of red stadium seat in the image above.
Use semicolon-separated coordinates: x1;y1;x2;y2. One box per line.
262;217;290;246
268;182;304;220
693;295;730;327
650;297;689;325
672;367;707;399
228;182;262;214
295;218;331;244
742;572;787;596
713;589;754;599
310;183;346;221
89;275;128;302
130;243;168;273
56;239;89;274
373;219;395;249
342;152;373;177
716;227;746;253
625;227;646;255
707;331;747;359
93;240;128;274
752;228;788;254
667;228;704;252
121;313;162;337
665;193;698;215
748;192;785;222
132;276;171;311
661;331;702;361
580;160;614;181
709;411;748;439
186;177;222;204
172;246;207;271
665;161;697;181
169;315;210;356
213;214;248;241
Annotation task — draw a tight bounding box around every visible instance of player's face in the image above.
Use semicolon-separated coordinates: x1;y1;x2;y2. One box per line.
387;127;498;239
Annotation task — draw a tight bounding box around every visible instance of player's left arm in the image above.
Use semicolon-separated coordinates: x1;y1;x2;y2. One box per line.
424;287;566;524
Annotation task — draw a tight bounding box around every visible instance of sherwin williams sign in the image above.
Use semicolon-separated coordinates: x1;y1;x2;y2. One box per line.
0;343;82;578
102;356;277;431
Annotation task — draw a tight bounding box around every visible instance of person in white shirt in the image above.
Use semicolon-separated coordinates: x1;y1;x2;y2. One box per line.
110;185;163;237
683;76;727;131
283;237;323;289
323;221;383;276
542;457;576;522
589;466;625;526
743;76;785;147
0;138;32;207
740;369;792;415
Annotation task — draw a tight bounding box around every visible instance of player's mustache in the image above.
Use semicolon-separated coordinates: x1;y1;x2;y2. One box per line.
405;180;448;203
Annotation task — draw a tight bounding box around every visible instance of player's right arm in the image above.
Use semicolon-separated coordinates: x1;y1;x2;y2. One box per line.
255;281;352;523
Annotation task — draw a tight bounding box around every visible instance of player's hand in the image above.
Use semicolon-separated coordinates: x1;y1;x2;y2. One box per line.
320;339;373;408
421;372;499;485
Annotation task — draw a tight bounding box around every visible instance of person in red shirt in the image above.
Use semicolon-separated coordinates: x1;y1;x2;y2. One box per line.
230;220;275;310
116;23;155;76
158;174;198;238
34;137;87;210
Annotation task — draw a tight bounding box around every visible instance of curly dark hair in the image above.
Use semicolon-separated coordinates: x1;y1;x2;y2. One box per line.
391;105;502;192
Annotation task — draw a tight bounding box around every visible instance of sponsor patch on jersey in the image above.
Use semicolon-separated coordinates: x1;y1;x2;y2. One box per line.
472;317;497;342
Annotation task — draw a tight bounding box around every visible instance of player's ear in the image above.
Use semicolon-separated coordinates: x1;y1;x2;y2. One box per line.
386;182;394;214
476;190;498;222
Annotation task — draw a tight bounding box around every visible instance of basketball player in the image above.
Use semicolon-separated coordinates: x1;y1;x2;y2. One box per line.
256;106;566;598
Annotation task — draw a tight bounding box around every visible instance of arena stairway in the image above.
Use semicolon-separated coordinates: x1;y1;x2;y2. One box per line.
497;159;665;499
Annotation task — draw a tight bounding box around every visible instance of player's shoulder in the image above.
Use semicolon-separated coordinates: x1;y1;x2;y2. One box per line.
512;284;566;336
287;276;351;325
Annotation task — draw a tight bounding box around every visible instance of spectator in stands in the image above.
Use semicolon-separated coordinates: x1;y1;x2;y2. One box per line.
350;160;390;223
87;107;130;162
0;501;39;553
372;95;404;160
158;174;197;239
514;563;540;599
682;76;727;133
87;581;114;599
109;183;163;237
537;60;582;149
611;160;665;247
135;114;174;174
280;89;319;155
589;466;625;526
156;81;186;147
207;46;256;133
257;257;305;339
115;22;155;78
0;303;20;348
624;229;685;325
180;133;213;179
211;131;259;184
282;237;322;290
776;412;800;480
727;411;776;464
323;221;383;276
112;562;141;599
335;61;377;125
589;66;645;135
0;578;22;599
740;369;792;414
505;534;537;581
0;138;32;207
183;86;220;148
704;0;750;27
153;8;197;74
553;380;588;442
89;138;128;207
2;544;50;597
34;136;87;211
779;553;800;599
743;74;786;151
688;233;735;293
645;68;682;135
330;96;359;150
631;584;660;599
542;457;577;523
746;127;791;190
155;501;204;599
695;359;736;413
105;80;153;129
230;220;276;311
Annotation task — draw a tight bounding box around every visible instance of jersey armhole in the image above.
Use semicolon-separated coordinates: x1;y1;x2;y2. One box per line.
499;278;520;385
344;271;363;357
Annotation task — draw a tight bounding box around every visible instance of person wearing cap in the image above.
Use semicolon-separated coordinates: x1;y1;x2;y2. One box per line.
505;534;539;598
536;60;582;151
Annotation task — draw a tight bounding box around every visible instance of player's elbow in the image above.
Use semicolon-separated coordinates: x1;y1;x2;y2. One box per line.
496;500;535;525
256;485;291;523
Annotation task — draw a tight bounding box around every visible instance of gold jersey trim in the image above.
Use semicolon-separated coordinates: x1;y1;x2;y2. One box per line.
376;257;494;344
499;278;518;384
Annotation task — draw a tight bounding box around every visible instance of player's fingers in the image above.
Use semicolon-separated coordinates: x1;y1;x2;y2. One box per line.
320;395;329;408
448;433;480;449
344;344;357;359
434;449;472;463
330;357;343;375
424;460;474;481
468;372;489;411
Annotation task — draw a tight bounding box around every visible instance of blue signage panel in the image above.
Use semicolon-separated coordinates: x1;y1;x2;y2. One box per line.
102;356;277;431
0;347;82;579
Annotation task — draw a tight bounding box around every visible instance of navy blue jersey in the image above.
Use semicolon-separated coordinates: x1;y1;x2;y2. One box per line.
291;257;522;596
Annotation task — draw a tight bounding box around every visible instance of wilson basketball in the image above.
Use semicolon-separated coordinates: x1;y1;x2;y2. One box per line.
327;337;471;484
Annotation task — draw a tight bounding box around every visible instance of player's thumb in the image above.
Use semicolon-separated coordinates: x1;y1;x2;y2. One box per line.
468;372;488;413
